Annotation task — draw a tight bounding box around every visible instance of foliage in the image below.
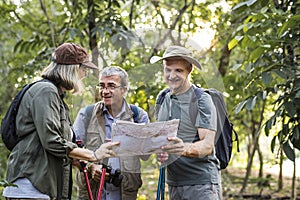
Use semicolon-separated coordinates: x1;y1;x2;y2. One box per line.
227;0;300;161
0;0;299;198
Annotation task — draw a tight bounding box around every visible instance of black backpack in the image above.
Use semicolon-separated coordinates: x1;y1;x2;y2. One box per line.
155;85;239;169
1;79;49;151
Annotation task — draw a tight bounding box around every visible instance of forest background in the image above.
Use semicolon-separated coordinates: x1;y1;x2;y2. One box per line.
0;0;299;199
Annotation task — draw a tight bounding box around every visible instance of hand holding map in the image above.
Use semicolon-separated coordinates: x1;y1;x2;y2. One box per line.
111;119;179;156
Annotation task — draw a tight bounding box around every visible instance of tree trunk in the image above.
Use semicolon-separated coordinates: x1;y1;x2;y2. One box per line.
240;101;266;193
291;148;296;200
240;111;256;193
278;146;283;191
240;131;257;193
218;45;231;77
87;0;100;102
257;142;263;178
87;0;99;66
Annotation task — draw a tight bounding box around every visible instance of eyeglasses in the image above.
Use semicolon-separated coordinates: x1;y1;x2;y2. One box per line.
97;84;122;91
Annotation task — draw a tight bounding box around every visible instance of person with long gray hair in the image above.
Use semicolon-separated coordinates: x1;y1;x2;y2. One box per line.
3;43;119;200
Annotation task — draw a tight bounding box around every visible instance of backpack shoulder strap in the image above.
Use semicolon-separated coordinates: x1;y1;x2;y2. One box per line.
192;85;206;100
156;88;171;105
189;85;205;126
130;104;140;123
155;88;171;120
84;104;95;131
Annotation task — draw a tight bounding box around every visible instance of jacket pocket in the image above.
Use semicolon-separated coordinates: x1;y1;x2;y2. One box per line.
121;156;142;192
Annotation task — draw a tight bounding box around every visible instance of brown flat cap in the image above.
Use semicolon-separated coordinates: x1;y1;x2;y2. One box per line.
150;45;201;69
54;43;98;70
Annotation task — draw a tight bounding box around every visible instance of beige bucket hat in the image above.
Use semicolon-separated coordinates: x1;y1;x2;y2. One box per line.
150;45;201;69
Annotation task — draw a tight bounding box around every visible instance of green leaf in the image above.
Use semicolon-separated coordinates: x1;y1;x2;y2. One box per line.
232;64;242;71
228;36;244;50
295;90;300;98
270;136;276;152
291;125;300;150
233;0;258;10
263;90;267;100
278;14;300;37
244;62;253;73
257;90;267;100
274;69;288;80
235;99;247;114
283;141;295;162
261;71;272;85
246;96;257;110
249;47;265;63
246;0;258;6
267;116;276;130
284;101;296;117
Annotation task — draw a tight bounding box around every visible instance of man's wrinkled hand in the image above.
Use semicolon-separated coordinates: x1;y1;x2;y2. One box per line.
90;164;109;181
94;141;120;160
161;137;185;155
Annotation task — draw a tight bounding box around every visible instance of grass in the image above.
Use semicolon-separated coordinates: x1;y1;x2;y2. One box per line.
2;160;300;199
136;159;300;200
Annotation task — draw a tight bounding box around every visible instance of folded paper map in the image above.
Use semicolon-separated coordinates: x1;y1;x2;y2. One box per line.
111;119;179;156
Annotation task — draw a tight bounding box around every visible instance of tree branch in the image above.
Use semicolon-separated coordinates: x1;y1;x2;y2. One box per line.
39;0;56;46
129;0;135;28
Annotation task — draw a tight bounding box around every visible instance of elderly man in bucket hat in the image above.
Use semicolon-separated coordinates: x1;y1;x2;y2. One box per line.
151;45;222;200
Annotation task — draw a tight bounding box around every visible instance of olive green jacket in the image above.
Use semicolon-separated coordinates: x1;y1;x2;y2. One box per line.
5;80;77;199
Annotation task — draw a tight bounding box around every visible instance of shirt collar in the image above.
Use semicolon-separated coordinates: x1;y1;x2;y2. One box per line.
103;100;126;119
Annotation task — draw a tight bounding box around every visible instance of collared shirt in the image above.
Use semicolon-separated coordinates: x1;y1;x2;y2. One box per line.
73;100;149;200
102;103;126;200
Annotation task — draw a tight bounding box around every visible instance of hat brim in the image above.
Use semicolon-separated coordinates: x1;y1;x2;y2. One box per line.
81;61;99;70
150;55;202;70
150;56;164;64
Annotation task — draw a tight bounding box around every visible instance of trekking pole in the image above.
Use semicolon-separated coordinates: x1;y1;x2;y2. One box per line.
97;158;109;200
156;167;161;200
156;166;165;200
76;140;94;200
161;167;165;199
82;162;94;200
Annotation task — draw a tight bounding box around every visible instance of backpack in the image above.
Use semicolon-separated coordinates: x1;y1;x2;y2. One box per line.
1;79;49;151
155;85;239;169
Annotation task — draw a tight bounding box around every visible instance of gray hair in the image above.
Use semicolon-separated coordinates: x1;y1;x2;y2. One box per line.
41;53;84;93
100;66;129;88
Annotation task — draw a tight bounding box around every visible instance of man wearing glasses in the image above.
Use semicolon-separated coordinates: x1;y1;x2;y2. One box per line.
73;66;149;200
